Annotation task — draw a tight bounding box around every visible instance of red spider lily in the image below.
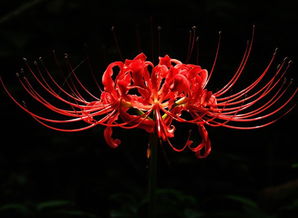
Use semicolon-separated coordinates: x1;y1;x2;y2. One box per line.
1;33;296;158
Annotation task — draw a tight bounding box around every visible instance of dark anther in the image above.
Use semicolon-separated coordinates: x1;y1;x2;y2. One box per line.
274;48;279;54
22;100;27;108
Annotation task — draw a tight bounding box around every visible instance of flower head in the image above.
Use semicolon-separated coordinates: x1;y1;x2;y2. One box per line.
1;31;296;158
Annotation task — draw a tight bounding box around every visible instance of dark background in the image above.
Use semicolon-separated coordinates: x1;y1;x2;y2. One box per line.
0;0;297;217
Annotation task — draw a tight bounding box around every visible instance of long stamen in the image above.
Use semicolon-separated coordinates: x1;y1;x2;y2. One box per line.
111;26;123;60
215;25;255;97
205;30;221;86
217;48;279;103
64;54;100;101
185;26;197;63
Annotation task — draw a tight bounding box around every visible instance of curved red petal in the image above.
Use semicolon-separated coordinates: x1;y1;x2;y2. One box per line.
102;62;123;93
104;127;121;148
195;125;211;158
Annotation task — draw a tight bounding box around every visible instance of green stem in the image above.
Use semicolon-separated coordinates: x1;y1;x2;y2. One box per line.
148;133;158;218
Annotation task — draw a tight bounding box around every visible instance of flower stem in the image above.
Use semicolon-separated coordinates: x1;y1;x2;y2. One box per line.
148;133;158;218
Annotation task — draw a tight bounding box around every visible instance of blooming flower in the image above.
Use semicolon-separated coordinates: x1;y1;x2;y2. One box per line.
1;32;296;158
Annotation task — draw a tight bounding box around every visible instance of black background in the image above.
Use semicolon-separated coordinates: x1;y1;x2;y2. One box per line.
0;0;297;218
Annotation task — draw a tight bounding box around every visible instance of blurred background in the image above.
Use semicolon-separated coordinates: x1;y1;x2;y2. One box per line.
0;0;297;217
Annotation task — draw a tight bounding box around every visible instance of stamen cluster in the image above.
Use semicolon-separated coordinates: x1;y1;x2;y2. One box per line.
1;41;296;158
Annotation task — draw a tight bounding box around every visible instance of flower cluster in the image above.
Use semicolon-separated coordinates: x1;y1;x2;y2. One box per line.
1;39;296;158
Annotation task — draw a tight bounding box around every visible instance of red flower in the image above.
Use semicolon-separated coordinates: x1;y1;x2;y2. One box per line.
1;35;296;158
